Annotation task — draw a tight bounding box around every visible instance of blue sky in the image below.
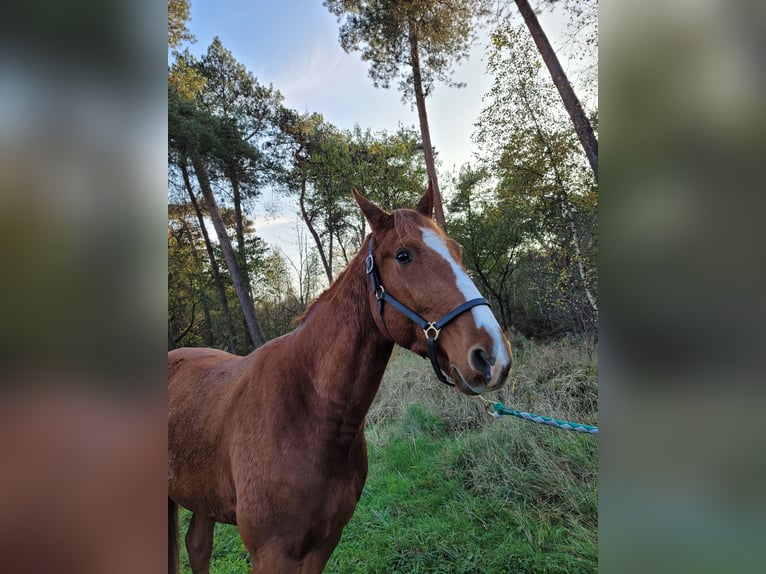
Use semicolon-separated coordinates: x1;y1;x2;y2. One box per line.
182;0;569;263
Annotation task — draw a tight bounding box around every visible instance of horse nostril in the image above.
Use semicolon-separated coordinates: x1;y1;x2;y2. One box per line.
469;348;493;381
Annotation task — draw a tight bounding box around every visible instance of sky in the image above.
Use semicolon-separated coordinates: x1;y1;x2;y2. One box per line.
182;0;571;263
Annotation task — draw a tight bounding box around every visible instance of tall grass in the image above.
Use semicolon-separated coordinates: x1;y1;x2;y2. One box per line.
370;334;597;428
178;338;598;573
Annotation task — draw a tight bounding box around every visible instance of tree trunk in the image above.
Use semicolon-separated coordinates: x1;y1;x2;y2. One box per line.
514;0;598;180
180;161;239;353
299;178;333;285
328;225;334;279
229;171;258;350
408;26;447;230
190;154;266;349
563;201;599;314
230;173;248;268
177;215;215;347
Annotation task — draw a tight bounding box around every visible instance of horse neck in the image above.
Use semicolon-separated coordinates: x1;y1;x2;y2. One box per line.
294;245;394;424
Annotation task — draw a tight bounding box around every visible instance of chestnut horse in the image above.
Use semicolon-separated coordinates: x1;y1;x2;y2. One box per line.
168;188;512;573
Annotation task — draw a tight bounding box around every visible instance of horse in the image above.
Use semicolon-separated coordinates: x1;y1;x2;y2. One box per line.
168;186;513;573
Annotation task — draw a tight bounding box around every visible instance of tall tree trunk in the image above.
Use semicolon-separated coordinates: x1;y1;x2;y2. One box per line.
408;26;447;230
229;171;257;350
299;178;333;285
328;226;334;279
177;216;215;347
190;154;266;349
335;228;351;266
514;0;598;180
230;174;247;261
180;161;239;352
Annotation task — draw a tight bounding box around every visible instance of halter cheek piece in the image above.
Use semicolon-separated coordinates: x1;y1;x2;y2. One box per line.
365;238;490;387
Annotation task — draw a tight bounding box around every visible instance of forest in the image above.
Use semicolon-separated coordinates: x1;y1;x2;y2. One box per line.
167;0;598;355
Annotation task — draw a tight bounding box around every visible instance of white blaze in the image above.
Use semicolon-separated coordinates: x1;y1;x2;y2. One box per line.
421;228;510;367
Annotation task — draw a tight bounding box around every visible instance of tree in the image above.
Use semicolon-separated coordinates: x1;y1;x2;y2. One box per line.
280;111;426;284
473;23;598;337
510;0;598;179
279;111;341;284
324;0;490;230
169;84;267;349
174;162;239;352
168;38;289;351
447;166;527;329
168;207;208;349
194;39;284;346
251;245;312;340
284;225;322;310
168;0;194;50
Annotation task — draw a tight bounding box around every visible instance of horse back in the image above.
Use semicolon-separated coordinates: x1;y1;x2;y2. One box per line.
168;347;249;521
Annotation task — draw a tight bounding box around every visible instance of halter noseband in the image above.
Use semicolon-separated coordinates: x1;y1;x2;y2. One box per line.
365;237;490;387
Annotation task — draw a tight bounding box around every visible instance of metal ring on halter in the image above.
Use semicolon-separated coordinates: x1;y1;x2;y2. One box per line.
423;323;441;340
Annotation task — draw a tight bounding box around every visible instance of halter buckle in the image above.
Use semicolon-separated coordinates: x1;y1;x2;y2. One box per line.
365;254;374;274
375;285;385;300
423;323;441;340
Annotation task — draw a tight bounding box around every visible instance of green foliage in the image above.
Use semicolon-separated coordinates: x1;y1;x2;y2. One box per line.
251;244;315;340
168;81;218;160
198;38;285;183
168;5;600;355
168;206;208;347
346;124;428;212
280;112;427;279
177;341;597;573
450;20;598;340
168;191;307;348
447;165;529;331
168;49;206;102
170;38;284;203
168;0;194;50
168;40;292;352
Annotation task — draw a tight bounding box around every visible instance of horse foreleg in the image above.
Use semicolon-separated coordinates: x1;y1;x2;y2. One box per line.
241;529;344;574
169;498;179;574
185;513;215;574
298;535;344;574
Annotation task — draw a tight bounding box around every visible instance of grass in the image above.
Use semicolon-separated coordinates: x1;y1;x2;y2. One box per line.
178;337;598;573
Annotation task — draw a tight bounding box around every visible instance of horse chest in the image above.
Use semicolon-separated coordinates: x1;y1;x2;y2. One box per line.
235;434;367;522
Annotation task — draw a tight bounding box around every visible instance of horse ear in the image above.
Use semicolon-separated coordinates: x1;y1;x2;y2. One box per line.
353;188;390;232
416;179;434;218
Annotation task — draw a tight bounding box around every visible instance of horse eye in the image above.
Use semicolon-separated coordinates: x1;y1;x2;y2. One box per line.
395;250;412;265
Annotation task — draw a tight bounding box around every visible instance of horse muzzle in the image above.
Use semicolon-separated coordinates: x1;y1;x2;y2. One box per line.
451;347;512;395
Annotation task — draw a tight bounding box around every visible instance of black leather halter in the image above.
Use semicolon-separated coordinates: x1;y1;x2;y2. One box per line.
365;237;490;386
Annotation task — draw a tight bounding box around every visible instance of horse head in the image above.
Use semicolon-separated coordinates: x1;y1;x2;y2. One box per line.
354;185;512;395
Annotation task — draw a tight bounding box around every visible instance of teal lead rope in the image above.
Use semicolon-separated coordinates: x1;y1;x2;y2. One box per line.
479;399;598;435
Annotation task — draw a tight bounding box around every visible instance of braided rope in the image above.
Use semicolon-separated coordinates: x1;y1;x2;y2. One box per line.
483;400;598;435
